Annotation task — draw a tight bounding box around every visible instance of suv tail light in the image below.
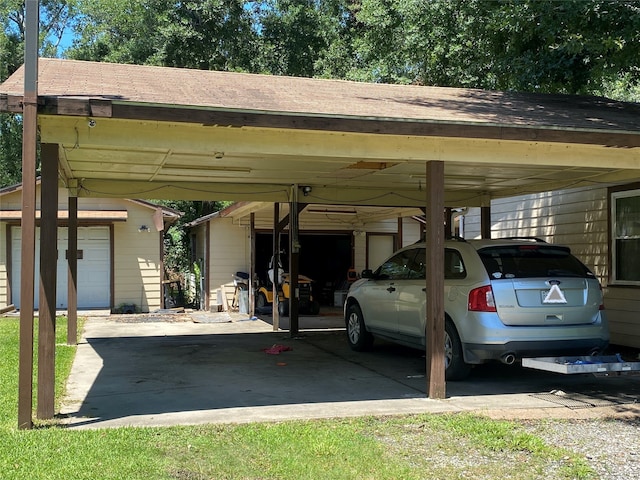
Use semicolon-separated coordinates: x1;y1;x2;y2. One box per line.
599;284;605;311
469;285;497;312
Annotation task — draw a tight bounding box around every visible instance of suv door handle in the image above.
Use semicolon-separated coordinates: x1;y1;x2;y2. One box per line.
387;286;396;293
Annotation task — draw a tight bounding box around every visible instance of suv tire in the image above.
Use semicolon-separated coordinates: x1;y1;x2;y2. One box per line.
346;303;373;351
445;320;471;381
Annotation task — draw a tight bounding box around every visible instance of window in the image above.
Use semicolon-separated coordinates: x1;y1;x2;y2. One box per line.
477;245;591;279
406;249;426;279
611;189;640;284
375;251;414;280
444;249;466;279
375;248;466;280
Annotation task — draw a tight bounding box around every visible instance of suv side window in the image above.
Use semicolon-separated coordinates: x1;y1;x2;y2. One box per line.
375;250;416;280
445;249;466;279
406;249;426;279
378;248;465;280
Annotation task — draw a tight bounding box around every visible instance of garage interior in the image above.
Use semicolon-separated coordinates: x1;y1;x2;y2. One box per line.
255;231;354;307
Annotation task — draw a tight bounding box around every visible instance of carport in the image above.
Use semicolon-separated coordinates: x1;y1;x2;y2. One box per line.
3;46;640;427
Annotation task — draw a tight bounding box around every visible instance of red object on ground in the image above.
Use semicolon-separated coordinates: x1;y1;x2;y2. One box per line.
263;344;292;355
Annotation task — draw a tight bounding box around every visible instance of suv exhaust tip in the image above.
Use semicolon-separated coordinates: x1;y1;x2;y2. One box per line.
501;353;517;365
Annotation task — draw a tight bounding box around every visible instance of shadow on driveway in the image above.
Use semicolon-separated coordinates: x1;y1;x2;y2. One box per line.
60;315;640;428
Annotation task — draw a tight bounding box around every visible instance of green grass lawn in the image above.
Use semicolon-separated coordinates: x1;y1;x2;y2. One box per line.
0;317;595;480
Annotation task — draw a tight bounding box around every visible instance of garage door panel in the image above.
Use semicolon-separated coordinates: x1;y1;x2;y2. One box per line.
11;226;110;309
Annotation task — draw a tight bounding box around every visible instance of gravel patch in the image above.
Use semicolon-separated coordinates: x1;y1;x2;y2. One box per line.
524;417;640;480
377;409;640;479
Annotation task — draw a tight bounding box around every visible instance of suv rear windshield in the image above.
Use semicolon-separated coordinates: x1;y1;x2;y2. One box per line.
478;245;593;279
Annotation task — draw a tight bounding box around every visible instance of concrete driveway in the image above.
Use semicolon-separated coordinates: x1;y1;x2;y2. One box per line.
60;311;640;429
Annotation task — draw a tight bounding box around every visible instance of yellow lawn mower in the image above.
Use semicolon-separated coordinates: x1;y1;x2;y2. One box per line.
256;257;320;316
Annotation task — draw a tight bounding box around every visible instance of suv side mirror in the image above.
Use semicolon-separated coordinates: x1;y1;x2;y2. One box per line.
361;269;373;279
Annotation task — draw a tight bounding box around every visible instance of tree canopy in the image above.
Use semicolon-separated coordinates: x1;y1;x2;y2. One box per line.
349;0;640;97
1;0;81;186
61;0;640;98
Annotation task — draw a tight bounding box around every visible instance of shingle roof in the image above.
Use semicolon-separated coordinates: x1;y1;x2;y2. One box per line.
2;58;639;132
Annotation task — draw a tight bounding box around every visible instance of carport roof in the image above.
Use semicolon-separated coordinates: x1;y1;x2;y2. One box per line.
2;58;640;207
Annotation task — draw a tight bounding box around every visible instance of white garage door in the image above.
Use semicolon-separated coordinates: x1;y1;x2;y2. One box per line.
11;226;110;309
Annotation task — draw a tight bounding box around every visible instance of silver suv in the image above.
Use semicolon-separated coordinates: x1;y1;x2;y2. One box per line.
344;238;609;380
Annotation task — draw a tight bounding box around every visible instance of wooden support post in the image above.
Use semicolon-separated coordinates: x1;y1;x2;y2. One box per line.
289;186;300;337
158;210;165;310
444;207;452;238
204;222;210;311
18;0;39;430
67;194;78;345
481;206;492;239
425;161;446;399
397;217;403;249
37;143;58;420
250;213;256;317
272;203;280;331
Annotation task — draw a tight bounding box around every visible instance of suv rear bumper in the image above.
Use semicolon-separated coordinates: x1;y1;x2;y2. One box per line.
463;338;609;364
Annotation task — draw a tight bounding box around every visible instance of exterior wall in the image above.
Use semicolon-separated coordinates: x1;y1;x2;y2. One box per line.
466;186;640;348
353;233;366;274
462;207;482;239
0;222;7;309
208;218;251;306
401;217;422;246
112;204;162;313
0;186;164;313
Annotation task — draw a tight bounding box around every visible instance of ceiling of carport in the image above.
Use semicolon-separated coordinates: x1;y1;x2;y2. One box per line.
2;58;640;207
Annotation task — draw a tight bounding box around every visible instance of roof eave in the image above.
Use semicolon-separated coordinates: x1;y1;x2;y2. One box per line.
29;96;640;148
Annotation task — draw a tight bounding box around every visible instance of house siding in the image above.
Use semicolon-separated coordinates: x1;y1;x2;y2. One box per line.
1;186;165;313
112;205;162;312
0;222;7;309
208;218;250;306
466;186;640;348
401;217;423;247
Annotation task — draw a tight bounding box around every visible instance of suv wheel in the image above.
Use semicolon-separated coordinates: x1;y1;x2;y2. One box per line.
445;321;471;381
346;303;373;351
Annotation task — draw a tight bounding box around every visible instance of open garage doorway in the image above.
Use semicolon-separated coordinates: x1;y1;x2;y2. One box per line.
255;232;353;307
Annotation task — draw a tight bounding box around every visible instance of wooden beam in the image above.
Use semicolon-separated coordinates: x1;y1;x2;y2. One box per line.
67;194;78;345
204;221;210;311
425;161;446;399
18;0;39;431
72;172;640;208
289;188;300;337
272;203;280;331
109;224;115;311
444;207;452;238
250;213;256;317
39;100;640;148
37;143;58;420
276;203;307;232
158;217;165;309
